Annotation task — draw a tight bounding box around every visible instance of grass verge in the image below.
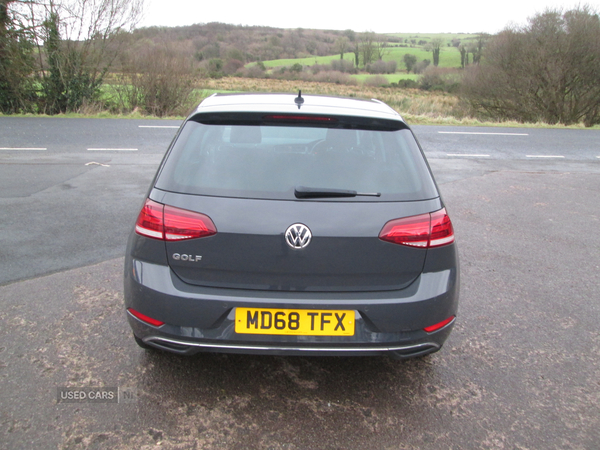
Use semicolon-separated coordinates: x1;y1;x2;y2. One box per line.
2;77;598;129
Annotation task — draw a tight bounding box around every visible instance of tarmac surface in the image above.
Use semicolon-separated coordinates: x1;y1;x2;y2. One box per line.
2;156;599;449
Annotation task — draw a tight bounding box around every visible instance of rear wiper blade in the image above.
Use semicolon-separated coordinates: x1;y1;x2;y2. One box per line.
294;186;381;199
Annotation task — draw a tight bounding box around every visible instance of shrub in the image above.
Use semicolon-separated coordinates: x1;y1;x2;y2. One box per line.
366;60;397;74
330;59;356;73
403;54;417;73
313;70;357;85
414;59;430;74
115;44;195;117
223;59;244;75
395;79;419;89
241;65;266;78
363;75;390;87
419;67;462;92
460;6;600;126
207;58;224;78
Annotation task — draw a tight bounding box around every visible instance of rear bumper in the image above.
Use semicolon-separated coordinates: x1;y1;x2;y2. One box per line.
124;258;459;358
128;322;449;358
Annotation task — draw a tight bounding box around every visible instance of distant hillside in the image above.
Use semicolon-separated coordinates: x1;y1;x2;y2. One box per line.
127;23;352;63
125;22;479;67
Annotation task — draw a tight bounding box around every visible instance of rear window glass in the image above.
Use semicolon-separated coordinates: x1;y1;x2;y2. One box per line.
155;121;438;201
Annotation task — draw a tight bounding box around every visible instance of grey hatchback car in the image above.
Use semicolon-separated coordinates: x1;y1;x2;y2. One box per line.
124;92;459;359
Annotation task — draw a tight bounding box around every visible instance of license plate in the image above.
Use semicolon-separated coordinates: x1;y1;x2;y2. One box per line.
235;308;355;336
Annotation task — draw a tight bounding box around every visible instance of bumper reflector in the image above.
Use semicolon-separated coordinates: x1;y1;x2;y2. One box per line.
424;316;455;333
128;308;165;327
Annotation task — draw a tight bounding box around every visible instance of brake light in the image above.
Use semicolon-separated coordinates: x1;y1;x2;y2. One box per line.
263;114;337;123
379;208;454;248
128;308;165;327
135;199;217;241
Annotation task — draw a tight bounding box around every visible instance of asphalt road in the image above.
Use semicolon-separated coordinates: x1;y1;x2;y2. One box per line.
1;117;599;449
1;117;598;286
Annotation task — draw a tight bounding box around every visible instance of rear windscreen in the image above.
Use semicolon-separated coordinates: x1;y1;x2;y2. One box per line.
155;120;438;201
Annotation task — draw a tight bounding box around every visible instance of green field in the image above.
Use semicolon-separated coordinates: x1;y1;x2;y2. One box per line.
259;33;477;72
351;73;420;83
261;55;341;68
384;46;462;69
260;47;461;71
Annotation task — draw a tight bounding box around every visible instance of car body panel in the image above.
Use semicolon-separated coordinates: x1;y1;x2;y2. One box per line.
149;190;443;291
124;254;459;358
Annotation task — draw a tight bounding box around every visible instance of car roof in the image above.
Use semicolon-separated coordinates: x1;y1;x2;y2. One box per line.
192;92;405;122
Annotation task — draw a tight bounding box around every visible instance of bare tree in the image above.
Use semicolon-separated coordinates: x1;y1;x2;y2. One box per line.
359;31;376;67
373;36;390;61
425;38;443;67
333;36;348;59
282;29;303;58
461;6;600;126
458;43;468;68
471;33;489;64
7;0;145;113
117;41;195;117
0;0;37;112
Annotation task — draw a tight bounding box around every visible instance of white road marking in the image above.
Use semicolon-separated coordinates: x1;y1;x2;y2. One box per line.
138;125;179;129
438;131;529;136
526;155;564;158
0;147;47;151
85;162;110;167
87;148;138;151
447;153;490;157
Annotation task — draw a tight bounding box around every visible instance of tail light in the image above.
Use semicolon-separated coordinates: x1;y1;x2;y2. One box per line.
135;199;216;241
379;208;455;248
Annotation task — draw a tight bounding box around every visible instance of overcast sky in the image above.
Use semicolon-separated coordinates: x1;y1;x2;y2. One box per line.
138;0;599;34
